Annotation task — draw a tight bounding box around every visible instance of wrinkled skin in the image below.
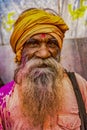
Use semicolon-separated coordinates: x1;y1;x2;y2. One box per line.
14;33;64;127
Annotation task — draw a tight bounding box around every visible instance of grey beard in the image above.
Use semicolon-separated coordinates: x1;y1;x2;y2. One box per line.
14;57;64;126
29;66;56;88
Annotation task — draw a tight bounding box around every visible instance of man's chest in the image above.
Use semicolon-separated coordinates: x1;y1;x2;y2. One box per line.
1;100;81;130
0;79;82;130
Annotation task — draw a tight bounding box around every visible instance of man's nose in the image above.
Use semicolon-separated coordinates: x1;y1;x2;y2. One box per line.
35;44;51;59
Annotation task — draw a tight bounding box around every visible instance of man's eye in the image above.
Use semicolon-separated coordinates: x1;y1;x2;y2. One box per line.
25;38;39;47
47;39;59;48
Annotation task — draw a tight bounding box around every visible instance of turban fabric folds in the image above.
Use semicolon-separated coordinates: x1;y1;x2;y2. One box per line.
10;8;69;63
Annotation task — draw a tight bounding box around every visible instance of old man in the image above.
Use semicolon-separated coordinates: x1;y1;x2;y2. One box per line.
0;8;87;130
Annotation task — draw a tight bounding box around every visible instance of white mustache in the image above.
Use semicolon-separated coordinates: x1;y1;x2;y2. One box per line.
14;57;63;84
21;57;59;74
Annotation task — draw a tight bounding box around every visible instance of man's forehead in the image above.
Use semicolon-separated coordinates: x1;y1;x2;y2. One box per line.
31;33;54;39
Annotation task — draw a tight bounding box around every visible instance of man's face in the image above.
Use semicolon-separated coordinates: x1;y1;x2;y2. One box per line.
14;33;64;126
21;33;60;62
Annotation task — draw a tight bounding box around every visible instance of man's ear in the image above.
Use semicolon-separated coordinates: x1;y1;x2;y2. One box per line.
14;68;22;85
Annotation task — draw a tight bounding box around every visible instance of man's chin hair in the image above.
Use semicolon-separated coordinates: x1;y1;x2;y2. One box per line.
28;66;56;89
14;57;64;126
19;77;64;127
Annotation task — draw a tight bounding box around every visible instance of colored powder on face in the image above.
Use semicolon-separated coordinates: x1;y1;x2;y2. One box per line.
40;33;46;38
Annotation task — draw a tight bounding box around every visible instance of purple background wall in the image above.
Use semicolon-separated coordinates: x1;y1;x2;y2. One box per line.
61;38;87;80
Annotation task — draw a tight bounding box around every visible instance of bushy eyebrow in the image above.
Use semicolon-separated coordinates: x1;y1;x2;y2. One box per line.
47;38;59;47
25;38;39;44
24;37;59;47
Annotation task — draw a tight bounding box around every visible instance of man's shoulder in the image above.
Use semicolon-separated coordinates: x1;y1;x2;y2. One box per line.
74;72;87;85
65;71;87;90
65;71;87;84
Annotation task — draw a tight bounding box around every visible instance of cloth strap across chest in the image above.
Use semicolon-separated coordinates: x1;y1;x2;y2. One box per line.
67;72;87;130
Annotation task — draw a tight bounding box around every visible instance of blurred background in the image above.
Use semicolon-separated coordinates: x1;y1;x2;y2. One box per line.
0;0;87;86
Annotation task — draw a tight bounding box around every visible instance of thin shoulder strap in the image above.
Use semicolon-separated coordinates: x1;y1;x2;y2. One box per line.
67;72;87;130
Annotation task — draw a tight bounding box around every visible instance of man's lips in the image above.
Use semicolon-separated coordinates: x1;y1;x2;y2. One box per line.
37;64;48;68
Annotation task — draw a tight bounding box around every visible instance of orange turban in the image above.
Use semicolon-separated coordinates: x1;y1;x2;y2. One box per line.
10;8;69;63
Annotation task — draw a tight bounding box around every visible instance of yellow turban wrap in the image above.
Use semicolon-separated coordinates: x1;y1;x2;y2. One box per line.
10;8;69;63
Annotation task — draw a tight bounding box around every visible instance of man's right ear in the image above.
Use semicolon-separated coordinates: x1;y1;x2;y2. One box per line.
14;68;22;85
